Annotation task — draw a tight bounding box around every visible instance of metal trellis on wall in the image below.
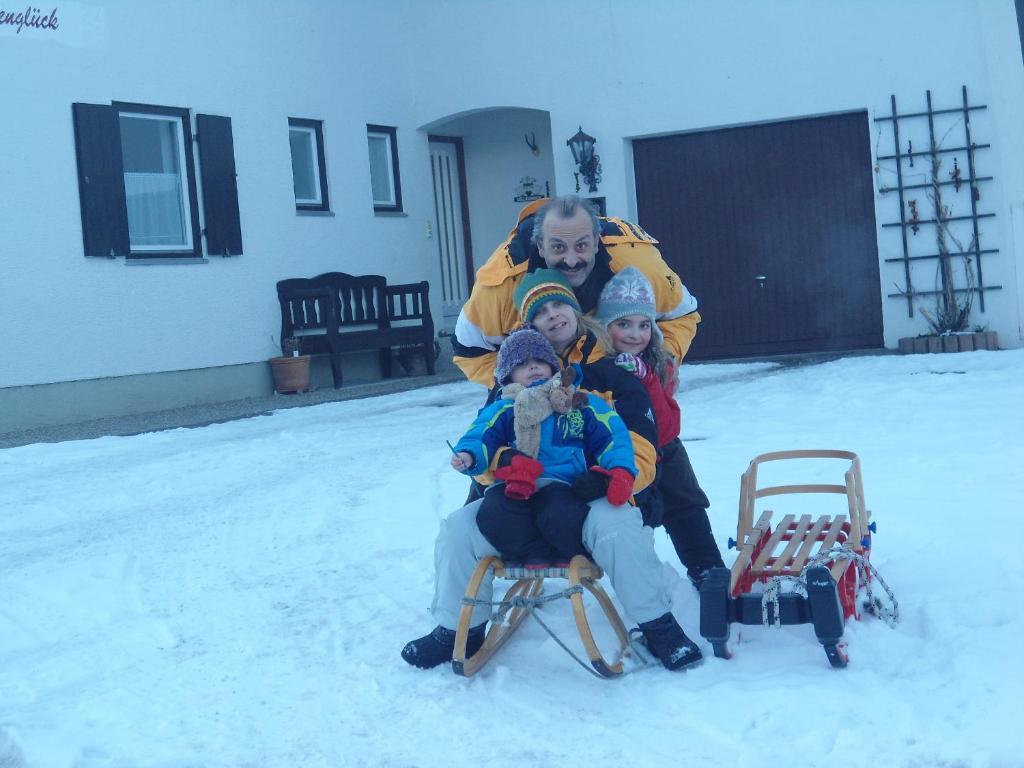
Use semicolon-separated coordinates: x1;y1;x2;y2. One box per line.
873;85;1001;318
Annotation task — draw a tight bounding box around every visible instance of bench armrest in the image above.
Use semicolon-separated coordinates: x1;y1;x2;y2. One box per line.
385;281;432;322
278;285;336;352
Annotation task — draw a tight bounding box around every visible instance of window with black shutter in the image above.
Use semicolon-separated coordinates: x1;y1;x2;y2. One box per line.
196;114;243;256
72;103;130;258
71;101;243;260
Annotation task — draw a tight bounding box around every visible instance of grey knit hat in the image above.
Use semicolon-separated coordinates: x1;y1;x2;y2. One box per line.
595;266;663;341
495;328;560;385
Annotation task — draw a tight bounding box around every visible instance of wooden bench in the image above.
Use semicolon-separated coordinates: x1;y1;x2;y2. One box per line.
276;272;436;388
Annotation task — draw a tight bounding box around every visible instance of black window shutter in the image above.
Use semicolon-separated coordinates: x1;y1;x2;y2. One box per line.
196;113;243;256
72;102;129;257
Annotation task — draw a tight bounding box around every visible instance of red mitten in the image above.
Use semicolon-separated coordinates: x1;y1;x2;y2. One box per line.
494;454;544;500
605;467;636;506
584;466;636;506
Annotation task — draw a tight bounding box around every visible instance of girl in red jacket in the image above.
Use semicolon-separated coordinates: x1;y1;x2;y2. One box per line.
596;267;725;588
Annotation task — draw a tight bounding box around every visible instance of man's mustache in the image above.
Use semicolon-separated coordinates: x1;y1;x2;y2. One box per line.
555;261;587;272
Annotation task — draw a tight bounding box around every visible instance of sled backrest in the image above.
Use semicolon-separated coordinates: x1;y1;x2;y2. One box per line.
736;450;869;556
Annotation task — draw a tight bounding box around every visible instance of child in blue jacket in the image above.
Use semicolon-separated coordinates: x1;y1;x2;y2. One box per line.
451;327;637;568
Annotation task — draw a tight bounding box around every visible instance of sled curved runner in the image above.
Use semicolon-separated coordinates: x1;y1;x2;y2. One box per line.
452;555;631;678
568;556;631;677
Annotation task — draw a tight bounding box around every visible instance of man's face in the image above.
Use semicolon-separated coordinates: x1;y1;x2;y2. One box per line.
537;209;598;288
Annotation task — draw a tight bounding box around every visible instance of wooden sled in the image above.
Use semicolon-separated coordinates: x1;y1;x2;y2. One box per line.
452;554;631;678
699;450;875;668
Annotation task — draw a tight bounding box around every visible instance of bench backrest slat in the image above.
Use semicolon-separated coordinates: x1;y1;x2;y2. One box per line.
314;272;388;329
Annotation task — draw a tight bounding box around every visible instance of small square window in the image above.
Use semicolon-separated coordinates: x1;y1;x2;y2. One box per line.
288;118;329;212
367;124;403;213
115;104;201;257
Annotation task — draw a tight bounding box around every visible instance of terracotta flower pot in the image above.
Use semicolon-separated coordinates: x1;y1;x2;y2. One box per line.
897;330;999;354
269;355;311;393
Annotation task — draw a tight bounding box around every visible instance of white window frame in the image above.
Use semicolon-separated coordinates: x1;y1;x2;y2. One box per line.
368;130;396;207
288;117;329;212
367;124;402;213
290;125;322;206
118;109;196;254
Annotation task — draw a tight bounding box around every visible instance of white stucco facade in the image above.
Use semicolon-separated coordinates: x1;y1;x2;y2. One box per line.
2;0;1022;429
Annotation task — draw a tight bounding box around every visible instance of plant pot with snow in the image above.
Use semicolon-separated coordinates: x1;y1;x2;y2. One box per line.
897;329;999;355
269;337;311;393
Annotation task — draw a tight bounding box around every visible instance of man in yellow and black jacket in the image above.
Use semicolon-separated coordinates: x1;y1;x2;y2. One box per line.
452;195;700;386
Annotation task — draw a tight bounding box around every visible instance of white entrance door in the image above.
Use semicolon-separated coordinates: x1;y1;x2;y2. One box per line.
428;139;470;331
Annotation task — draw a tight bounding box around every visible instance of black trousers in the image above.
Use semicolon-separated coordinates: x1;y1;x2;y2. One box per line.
658;438;725;579
476;481;590;564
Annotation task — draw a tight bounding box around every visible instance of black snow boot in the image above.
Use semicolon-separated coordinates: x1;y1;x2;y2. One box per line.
687;568;714;591
401;623;485;670
638;612;703;671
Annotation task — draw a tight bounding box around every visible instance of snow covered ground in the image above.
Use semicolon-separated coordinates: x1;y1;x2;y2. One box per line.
1;350;1020;768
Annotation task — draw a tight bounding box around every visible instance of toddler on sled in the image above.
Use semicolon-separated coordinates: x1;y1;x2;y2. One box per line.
450;326;637;569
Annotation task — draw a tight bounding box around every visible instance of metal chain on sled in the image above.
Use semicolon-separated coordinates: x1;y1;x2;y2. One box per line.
461;587;653;679
760;544;900;628
468;587;582;627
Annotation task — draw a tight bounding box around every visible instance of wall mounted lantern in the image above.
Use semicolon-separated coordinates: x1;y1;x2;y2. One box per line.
567;126;602;193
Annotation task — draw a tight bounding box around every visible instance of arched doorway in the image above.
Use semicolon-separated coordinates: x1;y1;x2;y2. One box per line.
421;107;555;330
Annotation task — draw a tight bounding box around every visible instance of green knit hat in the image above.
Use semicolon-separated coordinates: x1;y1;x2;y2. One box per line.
514;269;582;323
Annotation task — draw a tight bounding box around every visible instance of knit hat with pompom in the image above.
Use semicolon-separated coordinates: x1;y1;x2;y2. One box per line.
495;328;560;386
595;266;662;341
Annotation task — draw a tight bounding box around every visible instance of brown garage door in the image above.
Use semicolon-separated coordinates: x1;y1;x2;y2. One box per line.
633;111;883;360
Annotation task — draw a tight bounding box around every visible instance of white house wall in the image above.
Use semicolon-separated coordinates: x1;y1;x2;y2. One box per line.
2;0;1022;404
0;1;442;390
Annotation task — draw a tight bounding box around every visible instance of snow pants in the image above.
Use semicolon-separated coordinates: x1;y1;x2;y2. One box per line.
430;485;672;630
658;438;725;580
475;481;589;564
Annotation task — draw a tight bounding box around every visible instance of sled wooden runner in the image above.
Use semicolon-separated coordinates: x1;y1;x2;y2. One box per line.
700;450;875;668
452;554;631;678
